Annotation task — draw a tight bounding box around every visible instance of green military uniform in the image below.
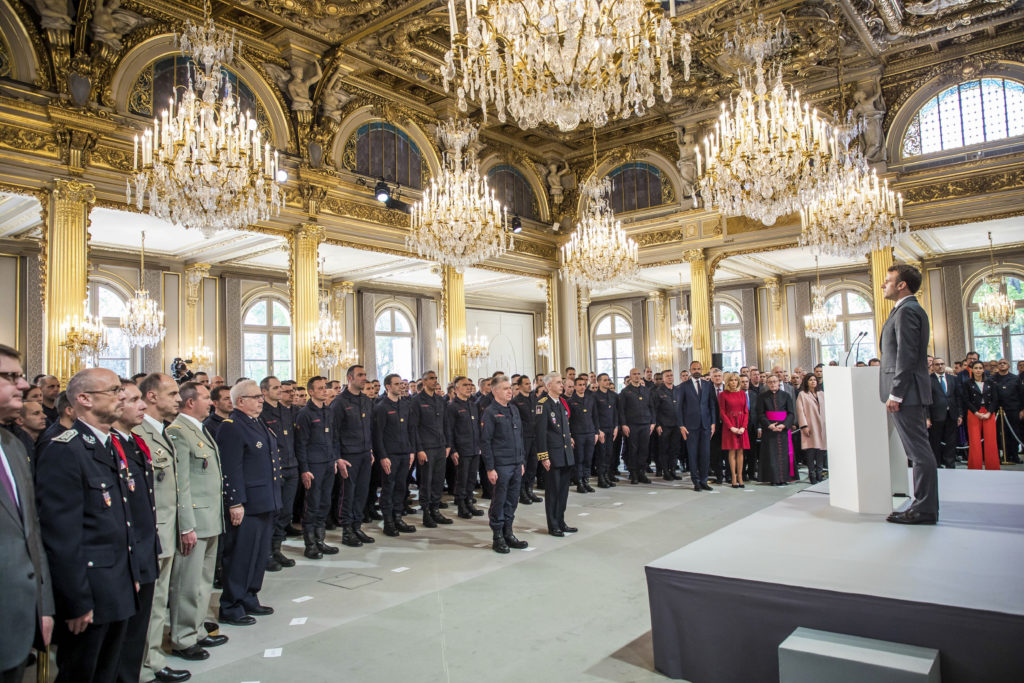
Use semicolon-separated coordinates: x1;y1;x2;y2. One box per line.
134;414;179;681
167;414;225;651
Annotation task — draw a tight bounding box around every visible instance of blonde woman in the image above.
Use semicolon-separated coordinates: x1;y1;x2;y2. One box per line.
718;372;750;488
796;374;827;484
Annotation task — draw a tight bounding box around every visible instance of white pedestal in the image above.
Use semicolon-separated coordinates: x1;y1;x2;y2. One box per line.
823;367;894;514
779;627;940;683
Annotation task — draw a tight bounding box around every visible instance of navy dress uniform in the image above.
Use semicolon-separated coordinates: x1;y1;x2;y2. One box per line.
332;388;375;545
481;400;528;553
594;389;620;486
372;395;416;535
511;390;541;503
534;396;575;536
618;383;653;483
261;400;298;567
216;410;281;623
294;399;337;558
567;390;600;491
446;396;485;519
35;419;140;683
991;371;1023;463
409;390;450;526
652;383;683;481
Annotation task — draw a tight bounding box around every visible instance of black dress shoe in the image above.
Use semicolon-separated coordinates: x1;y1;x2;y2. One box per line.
528;490;543;502
285;525;302;537
170;645;209;661
492;536;510;554
504;534;529;549
219;614;257;626
197;634;228;648
559;524;578;533
151;666;191;682
693;485;701;492
394;517;416;533
438;501;449;509
886;509;938;525
638;473;652;484
701;483;713;491
548;527;565;537
245;605;274;616
576;484;587;493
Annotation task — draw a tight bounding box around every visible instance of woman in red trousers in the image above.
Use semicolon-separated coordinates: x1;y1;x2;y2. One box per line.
964;360;1000;470
719;373;750;488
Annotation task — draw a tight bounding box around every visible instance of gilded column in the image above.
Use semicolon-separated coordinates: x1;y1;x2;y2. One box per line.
291;223;325;386
547;272;561;373
648;290;671;371
577;287;591;371
685;249;712;371
442;266;467;381
870;247;895;336
45;179;94;384
184;263;211;354
764;276;787;368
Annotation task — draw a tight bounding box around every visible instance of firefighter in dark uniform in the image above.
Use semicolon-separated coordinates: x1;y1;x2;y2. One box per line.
372;373;417;537
215;381;281;626
652;369;683;481
594;373;620;488
511;375;542;504
534;373;577;537
567;376;600;493
618;368;654;485
35;369;140;682
332;365;375;547
447;375;486;519
294;376;340;559
410;370;451;528
260;376;297;571
481;377;529;553
991;360;1023;463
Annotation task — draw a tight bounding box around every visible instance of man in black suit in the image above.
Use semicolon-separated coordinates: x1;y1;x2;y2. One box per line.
674;361;718;492
879;264;937;525
0;344;54;683
927;358;961;470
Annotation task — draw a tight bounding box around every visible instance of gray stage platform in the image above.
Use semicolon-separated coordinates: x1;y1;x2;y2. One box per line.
645;469;1024;683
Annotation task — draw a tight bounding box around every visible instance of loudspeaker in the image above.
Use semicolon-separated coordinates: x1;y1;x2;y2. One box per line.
711;353;723;370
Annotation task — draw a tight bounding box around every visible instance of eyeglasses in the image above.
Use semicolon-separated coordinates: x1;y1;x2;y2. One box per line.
85;386;126;396
240;394;264;401
0;371;26;383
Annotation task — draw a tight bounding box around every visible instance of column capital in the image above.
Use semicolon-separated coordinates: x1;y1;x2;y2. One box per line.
764;276;782;309
52;178;95;204
683;248;704;264
296;222;326;243
331;281;354;298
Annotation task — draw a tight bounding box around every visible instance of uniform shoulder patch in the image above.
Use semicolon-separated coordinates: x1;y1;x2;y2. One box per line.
222;419;234;423
51;429;78;443
538;396;548;404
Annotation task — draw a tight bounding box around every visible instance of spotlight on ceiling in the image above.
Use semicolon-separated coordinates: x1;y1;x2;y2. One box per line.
511;215;523;233
374;178;391;203
275;169;289;183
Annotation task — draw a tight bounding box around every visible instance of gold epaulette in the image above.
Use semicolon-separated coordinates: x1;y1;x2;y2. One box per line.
538;396;548;404
223;419;233;423
537;451;549;461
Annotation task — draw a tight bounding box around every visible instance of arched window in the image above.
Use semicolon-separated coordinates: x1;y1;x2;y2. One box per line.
815;290;876;365
967;276;1024;362
713;302;744;371
345;122;424;189
243;296;292;381
487;165;537;220
593;313;634;390
606;162;665;213
88;282;133;378
375;307;415;379
901;77;1024;158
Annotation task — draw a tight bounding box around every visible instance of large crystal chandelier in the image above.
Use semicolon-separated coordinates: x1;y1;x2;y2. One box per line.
184;338;215;373
978;232;1017;328
804;257;837;340
441;0;692;132
61;303;109;366
671;277;692;349
120;232;165;348
560;176;639;290
765;337;787;363
310;260;357;369
127;0;284;237
407;118;511;271
648;344;671;369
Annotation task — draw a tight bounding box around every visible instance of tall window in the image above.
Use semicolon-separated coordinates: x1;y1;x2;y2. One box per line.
593;313;634;390
487;165;537;220
375;307;415;379
346;122;424;189
243;297;292;380
815;290;876;365
606;162;664;213
88;282;132;378
713;302;744;371
902;77;1024;158
968;276;1024;363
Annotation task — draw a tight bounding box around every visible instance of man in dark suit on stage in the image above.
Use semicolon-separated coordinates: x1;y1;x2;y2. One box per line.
880;263;937;525
674;361;718;492
927;358;961;470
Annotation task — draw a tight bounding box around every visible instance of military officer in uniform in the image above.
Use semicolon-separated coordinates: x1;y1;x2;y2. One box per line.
593;373;619;488
618;368;654;484
991;359;1023;463
652;369;682;481
216;380;281;625
372;373;416;537
481;377;529;554
166;382;228;660
112;380;162;683
447;376;486;519
259;376;298;570
36;368;140;683
535;373;577;537
511;375;542;504
295;376;343;559
410;370;451;528
135;373;190;683
566;376;600;493
332;365;376;547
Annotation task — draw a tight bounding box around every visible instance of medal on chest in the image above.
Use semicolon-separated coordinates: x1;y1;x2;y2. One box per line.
127;476;136;492
102;489;112;507
256;441;263;449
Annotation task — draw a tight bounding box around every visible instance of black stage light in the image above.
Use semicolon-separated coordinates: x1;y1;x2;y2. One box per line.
511;215;523;233
374;177;390;203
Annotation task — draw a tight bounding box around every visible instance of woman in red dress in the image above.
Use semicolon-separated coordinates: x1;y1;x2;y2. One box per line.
718;373;750;488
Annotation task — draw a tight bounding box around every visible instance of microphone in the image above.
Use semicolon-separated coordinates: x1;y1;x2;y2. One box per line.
845;331;867;367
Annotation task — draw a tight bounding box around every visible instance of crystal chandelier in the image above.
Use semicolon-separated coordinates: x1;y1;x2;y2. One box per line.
722;13;790;74
465;327;490;367
184;338;215;373
61;303;109;366
407;118;512;271
649;344;671;369
671;276;692;350
560;176;639;290
978;232;1017;328
804;258;837;340
127;0;284;237
442;0;691;132
765;337;787;363
120;232;166;348
536;321;552;358
310;260;354;369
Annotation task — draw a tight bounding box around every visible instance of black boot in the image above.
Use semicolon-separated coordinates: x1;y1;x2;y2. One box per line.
394;516;416;533
353;524;375;544
492;531;509;554
528;487;542;502
504;532;528;549
576;481;587;493
638;472;652;484
383;520;399;537
583;477;595;493
272;538;295;568
422;510;437;528
597;473;611;489
519;488;532;505
317;526;340;554
340;525;362;548
466;501;485;517
629;471;638;485
457;500;473;519
303;528;322;560
608;470;619;483
431;507;453;524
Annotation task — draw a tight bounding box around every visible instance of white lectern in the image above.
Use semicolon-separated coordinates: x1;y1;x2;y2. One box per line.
823;366;898;514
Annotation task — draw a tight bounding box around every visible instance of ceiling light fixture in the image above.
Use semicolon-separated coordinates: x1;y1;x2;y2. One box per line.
803;256;837;340
977;231;1017;329
119;231;166;349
